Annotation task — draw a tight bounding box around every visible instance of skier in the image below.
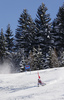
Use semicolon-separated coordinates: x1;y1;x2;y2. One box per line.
38;72;46;86
38;72;42;86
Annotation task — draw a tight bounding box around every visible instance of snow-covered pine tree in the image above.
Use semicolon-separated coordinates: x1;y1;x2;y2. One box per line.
12;49;25;72
19;48;27;72
35;3;51;54
0;28;6;63
56;3;64;49
50;47;59;68
28;47;38;70
52;3;64;51
5;24;14;52
43;52;51;69
36;45;44;69
15;9;36;56
28;46;44;70
60;51;64;67
27;50;34;70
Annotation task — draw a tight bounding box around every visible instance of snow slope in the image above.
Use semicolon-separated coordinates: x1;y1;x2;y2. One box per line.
0;67;64;100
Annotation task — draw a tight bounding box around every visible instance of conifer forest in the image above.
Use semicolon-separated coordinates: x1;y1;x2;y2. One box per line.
0;3;64;72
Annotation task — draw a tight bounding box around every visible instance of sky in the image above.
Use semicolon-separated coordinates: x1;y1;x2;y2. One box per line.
0;0;63;35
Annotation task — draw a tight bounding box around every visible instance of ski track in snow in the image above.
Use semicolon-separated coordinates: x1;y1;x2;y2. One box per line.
0;67;64;100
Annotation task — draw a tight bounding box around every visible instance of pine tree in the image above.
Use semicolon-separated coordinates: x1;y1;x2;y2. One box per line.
19;48;26;72
35;3;51;53
0;28;6;63
52;3;64;50
28;47;38;70
15;9;36;56
37;45;44;69
27;50;34;70
28;46;44;70
5;24;14;52
43;50;51;69
60;51;64;67
50;47;59;68
12;49;25;72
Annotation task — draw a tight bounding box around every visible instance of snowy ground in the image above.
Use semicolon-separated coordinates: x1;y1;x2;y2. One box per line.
0;67;64;100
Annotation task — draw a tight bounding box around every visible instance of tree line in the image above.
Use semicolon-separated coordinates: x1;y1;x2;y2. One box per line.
0;3;64;72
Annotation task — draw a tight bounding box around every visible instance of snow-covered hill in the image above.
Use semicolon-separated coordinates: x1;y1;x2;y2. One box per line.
0;67;64;100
